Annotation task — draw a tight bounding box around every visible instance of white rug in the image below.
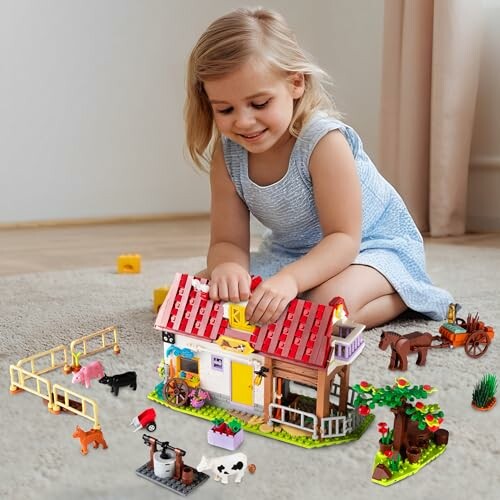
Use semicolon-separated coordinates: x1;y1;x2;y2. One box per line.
0;245;499;500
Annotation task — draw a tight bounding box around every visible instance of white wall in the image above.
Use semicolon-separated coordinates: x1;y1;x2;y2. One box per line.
467;0;500;232
0;0;383;224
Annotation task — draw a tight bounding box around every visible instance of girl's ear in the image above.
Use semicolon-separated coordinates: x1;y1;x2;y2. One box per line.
289;72;305;99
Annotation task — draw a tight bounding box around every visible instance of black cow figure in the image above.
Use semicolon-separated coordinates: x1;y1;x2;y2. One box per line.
99;371;137;396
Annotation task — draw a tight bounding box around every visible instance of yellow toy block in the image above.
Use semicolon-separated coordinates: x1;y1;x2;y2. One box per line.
153;286;170;313
117;254;141;274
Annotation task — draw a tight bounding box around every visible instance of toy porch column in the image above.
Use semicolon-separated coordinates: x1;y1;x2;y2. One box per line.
263;357;273;421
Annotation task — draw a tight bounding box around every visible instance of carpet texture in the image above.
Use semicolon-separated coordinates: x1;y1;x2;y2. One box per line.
1;245;499;500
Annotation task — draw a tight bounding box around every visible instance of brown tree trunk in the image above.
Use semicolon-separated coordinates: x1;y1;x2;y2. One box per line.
391;403;411;458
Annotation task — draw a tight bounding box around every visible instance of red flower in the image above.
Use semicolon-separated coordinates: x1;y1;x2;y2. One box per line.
428;425;439;433
358;405;371;416
378;422;389;434
359;381;372;392
395;377;410;388
425;414;434;422
415;401;426;412
383;449;393;458
423;384;433;392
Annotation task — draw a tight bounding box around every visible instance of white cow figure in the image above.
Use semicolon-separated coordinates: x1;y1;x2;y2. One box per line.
196;453;253;484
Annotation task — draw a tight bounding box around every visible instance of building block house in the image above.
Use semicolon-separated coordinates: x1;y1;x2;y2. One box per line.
153;273;367;441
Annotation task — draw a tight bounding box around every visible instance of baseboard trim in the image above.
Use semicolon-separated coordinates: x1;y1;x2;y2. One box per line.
0;212;210;230
466;215;500;233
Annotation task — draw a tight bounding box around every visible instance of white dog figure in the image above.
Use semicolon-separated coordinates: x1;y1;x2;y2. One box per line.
196;453;255;484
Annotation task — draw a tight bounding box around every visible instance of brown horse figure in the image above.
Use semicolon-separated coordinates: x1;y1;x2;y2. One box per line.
72;425;108;455
379;331;440;370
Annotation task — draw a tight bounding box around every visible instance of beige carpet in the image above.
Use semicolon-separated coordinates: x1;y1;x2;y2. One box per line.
0;245;499;500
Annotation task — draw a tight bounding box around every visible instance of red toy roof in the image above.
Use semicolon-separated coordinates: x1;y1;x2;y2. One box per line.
155;273;334;368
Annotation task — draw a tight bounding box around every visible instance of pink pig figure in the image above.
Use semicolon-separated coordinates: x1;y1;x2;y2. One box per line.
72;360;105;389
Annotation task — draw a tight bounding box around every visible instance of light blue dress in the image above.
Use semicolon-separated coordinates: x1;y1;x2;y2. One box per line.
221;113;453;320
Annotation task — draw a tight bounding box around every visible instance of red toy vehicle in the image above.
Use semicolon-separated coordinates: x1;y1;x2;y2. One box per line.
130;407;157;432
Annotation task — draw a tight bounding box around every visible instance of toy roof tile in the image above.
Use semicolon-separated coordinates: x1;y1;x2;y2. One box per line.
155;273;335;368
154;273;228;341
249;298;334;368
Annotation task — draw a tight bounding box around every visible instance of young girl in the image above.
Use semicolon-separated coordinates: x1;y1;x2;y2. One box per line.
184;7;452;329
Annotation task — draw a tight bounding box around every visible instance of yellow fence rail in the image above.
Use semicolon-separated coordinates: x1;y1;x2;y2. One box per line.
16;345;69;376
9;365;56;409
70;325;120;362
52;383;100;429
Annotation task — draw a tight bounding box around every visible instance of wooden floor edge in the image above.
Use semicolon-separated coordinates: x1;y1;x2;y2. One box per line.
0;212;210;230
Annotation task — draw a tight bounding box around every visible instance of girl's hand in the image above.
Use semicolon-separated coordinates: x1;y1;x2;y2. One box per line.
209;263;251;303
245;273;298;326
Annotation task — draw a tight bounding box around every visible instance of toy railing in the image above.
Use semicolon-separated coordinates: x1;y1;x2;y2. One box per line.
52;383;100;429
268;403;319;440
16;345;69;376
9;365;55;408
320;414;352;438
69;325;120;361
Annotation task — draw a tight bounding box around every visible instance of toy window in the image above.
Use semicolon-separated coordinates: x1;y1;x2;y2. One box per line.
178;356;199;374
229;304;254;332
211;355;224;371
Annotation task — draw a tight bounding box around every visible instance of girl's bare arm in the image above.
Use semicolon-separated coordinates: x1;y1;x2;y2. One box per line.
207;142;251;302
246;130;361;324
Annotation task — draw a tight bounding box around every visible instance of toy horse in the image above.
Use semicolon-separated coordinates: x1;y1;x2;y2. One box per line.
379;331;440;371
72;425;108;455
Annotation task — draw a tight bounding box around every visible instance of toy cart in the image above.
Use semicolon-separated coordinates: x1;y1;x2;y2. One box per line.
439;310;495;358
130;407;157;432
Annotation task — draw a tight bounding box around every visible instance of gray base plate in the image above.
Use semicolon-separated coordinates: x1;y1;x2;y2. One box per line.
135;462;209;496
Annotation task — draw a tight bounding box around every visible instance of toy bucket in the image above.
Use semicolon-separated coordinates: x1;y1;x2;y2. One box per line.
153;450;176;479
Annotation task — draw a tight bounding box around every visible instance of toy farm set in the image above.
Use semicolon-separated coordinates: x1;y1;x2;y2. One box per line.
7;267;497;492
149;273;372;449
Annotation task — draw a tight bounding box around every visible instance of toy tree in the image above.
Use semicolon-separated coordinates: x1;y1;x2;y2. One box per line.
353;377;444;458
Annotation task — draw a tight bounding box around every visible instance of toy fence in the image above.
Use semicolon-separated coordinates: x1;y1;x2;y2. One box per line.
268;382;362;440
52;384;100;429
9;365;101;428
269;403;320;439
9;326;118;427
16;344;69;377
69;325;120;361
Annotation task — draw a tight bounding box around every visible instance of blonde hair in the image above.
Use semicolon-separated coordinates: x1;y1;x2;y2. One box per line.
185;7;340;170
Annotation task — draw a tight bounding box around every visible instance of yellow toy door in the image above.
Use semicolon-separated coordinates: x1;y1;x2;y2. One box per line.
231;361;253;407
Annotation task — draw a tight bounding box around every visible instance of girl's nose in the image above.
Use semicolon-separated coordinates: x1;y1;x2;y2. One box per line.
234;109;256;129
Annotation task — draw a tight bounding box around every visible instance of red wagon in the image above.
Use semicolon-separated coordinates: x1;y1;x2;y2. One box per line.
130;407;157;432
